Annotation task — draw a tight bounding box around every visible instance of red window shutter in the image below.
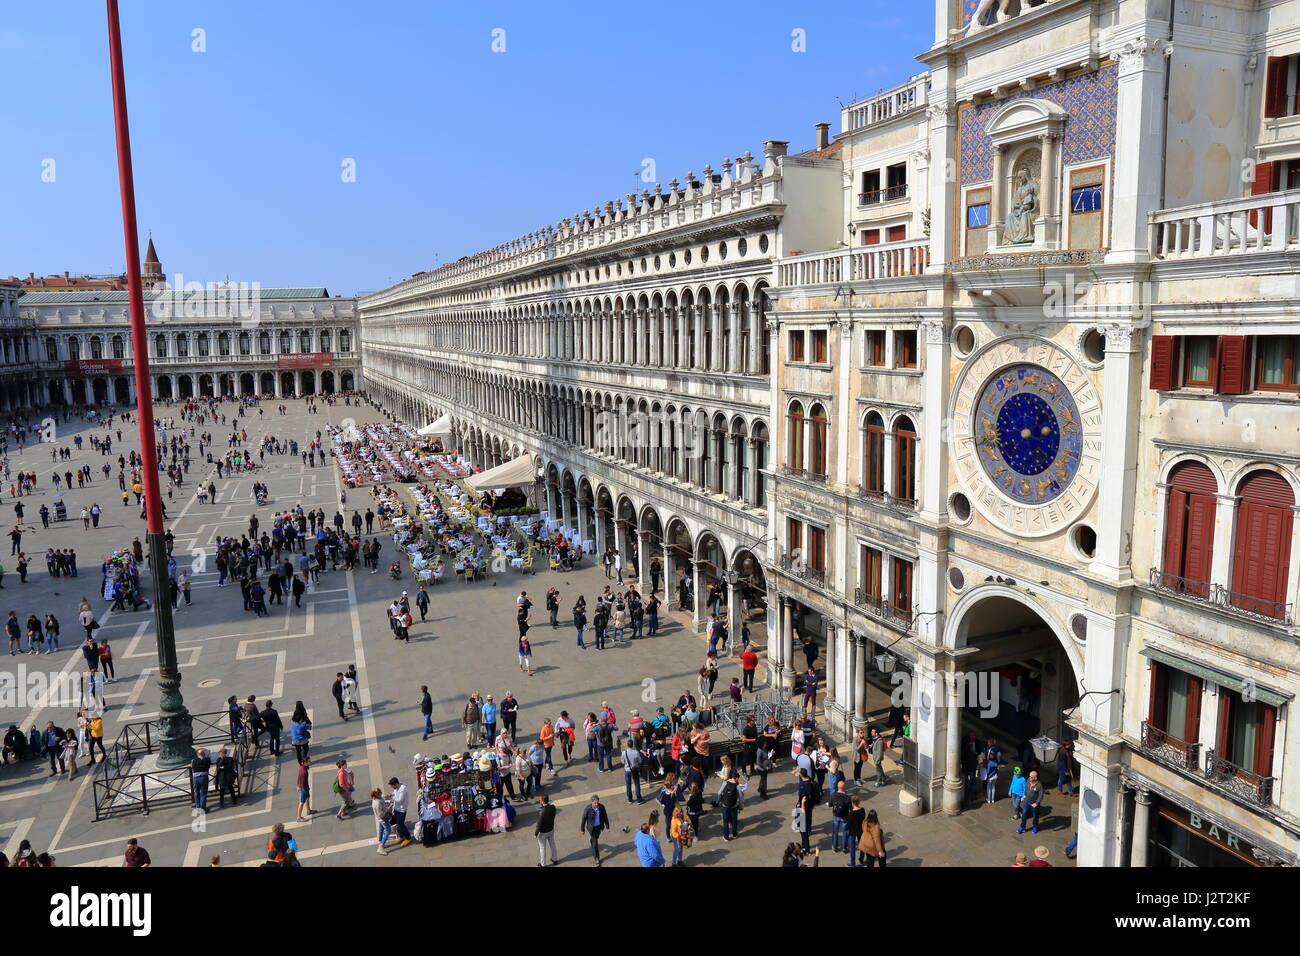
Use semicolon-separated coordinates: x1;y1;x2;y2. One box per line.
1149;335;1180;390
1232;502;1290;614
1183;493;1217;593
1148;662;1168;729
1255;704;1277;777
1249;162;1277;231
1162;489;1188;583
1264;57;1288;119
1216;693;1233;758
1217;335;1249;393
863;230;881;246
1184;676;1202;744
887;225;907;242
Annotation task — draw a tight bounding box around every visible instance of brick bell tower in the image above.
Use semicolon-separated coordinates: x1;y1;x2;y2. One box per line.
141;234;165;290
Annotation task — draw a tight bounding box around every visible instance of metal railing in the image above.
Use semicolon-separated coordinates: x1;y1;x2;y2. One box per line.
779;554;827;589
92;711;255;821
853;588;914;630
1148;567;1291;623
858;184;909;206
1139;720;1200;772
1204;748;1274;808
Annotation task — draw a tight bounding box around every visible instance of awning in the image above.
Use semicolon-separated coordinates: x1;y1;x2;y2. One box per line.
417;413;452;438
466;453;539;492
1140;647;1292;708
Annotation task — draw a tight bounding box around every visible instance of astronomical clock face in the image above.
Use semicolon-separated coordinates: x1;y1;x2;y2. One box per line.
952;338;1102;538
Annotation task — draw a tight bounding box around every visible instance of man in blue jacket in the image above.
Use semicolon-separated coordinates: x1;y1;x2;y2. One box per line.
579;795;610;866
635;822;665;867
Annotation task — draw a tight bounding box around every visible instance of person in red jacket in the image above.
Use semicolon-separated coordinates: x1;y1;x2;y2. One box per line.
739;647;759;692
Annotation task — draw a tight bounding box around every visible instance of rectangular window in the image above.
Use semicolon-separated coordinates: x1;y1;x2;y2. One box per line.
1182;336;1216;387
807;526;826;573
859;169;881;205
1255;335;1300;391
895;330;918;369
886;224;907;243
860;545;882;601
892;558;913;621
811;329;828;364
865;330;886;367
1147;663;1202;747
965;187;991;257
1217;689;1277;779
861;229;881;246
787;518;803;557
1068;165;1106;250
788;330;806;363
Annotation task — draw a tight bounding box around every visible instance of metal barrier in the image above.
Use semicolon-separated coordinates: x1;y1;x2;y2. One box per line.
712;697;803;741
92;711;255;821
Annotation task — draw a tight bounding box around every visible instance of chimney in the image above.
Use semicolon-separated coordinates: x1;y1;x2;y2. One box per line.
763;140;789;161
815;123;830;150
64;271;70;278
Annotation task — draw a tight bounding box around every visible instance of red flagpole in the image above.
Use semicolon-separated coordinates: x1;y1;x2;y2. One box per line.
105;0;193;767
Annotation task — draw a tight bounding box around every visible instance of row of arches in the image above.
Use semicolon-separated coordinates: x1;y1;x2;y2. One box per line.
432;362;771;510
153;369;356;400
41;328;353;363
419;280;773;377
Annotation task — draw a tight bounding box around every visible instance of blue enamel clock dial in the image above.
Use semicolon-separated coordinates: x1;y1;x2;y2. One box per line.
973;364;1082;504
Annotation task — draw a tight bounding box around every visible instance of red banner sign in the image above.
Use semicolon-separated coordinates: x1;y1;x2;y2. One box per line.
64;359;126;375
277;352;334;369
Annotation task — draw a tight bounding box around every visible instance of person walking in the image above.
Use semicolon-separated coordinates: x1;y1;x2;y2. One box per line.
860;808;887;867
668;805;690;866
622;737;644;803
331;672;347;721
518;636;533;676
415;585;429;622
290;705;311;765
1016;769;1045;835
334;758;356;819
846;795;866;866
419;685;434;740
797;769;815;852
579;795;610;866
260;700;283;757
500;692;518;741
870;727;888;787
296;757;313;820
828;779;852;852
535;794;558;867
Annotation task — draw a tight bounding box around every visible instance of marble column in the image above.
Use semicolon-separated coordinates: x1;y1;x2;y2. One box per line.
825;625;837;714
852;634;867;726
941;667;964;815
1130;788;1152;867
781;599;796;691
728;303;742;374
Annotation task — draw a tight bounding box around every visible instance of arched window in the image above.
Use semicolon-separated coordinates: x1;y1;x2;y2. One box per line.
863;412;885;493
894;416;917;503
111;335;125;359
809;403;829;479
733;418;749;501
1230;471;1295;619
154;334;167;358
279;330;292;353
218;332;231;356
298;329;312;353
197;333;209;357
68;337;81;360
319;330;331;353
259;331;271;354
88;336;103;359
176;333;189;357
752;423;769;507
238;331;251;355
1159;461;1217;598
340;330;351;352
787;401;805;473
45;336;57;362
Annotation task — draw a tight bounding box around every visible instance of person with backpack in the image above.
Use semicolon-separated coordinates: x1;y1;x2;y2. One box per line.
718;772;742;841
545;587;559;629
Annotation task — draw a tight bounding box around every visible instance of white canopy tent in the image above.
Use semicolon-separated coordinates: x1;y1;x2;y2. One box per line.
417;413;453;438
466;453;540;492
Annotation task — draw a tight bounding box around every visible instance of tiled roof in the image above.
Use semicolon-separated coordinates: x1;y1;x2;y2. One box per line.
17;287;334;304
801;139;845;160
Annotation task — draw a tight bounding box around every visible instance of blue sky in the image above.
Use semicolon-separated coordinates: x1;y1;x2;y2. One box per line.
0;0;931;296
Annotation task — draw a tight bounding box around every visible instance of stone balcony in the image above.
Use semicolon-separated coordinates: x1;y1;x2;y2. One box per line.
776;237;931;288
1149;188;1300;261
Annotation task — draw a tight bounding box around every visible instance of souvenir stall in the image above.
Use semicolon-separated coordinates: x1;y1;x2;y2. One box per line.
412;751;513;846
100;550;141;601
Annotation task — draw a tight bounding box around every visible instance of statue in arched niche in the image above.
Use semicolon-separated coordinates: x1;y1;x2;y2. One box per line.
1002;167;1039;245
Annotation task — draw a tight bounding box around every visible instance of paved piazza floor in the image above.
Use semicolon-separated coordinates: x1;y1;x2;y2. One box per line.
0;400;1075;867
